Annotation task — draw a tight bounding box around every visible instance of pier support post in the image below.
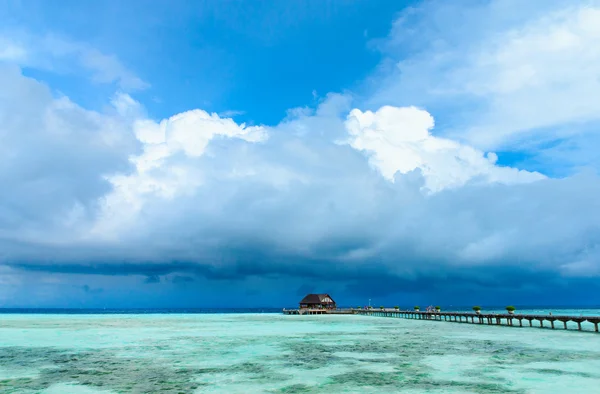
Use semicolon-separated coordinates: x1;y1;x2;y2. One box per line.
550;321;555;329
540;320;543;328
594;322;598;332
577;322;582;331
529;320;533;327
563;321;568;330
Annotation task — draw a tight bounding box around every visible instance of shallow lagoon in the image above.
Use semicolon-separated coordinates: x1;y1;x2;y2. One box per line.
1;312;599;393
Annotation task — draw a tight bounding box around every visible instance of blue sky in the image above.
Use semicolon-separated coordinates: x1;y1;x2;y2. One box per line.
1;0;600;308
4;0;410;124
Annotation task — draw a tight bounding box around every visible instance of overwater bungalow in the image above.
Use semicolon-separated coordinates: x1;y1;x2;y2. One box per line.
299;293;336;310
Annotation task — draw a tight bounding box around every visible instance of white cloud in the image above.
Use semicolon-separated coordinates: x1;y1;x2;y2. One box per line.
460;4;600;148
344;106;543;192
217;110;246;118
0;37;26;61
0;65;138;246
3;66;598;284
0;31;147;90
88;108;268;238
6;90;583;285
368;0;600;153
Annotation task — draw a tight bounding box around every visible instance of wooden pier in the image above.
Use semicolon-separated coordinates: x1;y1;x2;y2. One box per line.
283;308;354;315
283;308;600;333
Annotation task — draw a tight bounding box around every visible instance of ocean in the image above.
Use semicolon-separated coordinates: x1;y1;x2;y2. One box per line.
0;308;599;393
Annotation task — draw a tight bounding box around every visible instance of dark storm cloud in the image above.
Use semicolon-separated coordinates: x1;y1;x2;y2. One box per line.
6;250;579;298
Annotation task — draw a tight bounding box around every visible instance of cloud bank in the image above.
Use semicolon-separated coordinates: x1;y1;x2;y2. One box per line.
2;1;600;306
1;65;599;299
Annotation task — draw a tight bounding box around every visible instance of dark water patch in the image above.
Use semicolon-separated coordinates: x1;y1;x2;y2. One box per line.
228;362;266;375
525;368;599;379
328;371;404;386
0;347;208;392
485;344;599;367
277;342;341;370
273;383;316;393
324;372;523;394
194;361;292;384
433;380;524;394
267;328;600;393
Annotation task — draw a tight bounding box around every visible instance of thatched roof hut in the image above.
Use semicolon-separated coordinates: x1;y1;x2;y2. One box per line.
299;294;336;309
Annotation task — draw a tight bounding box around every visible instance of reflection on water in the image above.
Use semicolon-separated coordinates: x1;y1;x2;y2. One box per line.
0;312;599;393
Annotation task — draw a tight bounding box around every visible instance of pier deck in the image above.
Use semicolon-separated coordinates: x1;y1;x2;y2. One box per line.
282;308;354;315
283;308;600;333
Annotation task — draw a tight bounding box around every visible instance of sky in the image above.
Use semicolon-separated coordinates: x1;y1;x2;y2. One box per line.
1;0;600;309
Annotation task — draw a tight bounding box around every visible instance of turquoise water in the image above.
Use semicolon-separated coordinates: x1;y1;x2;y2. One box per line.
1;311;599;393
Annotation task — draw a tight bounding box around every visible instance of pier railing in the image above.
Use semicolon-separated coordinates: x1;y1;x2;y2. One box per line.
358;309;600;333
282;308;600;333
